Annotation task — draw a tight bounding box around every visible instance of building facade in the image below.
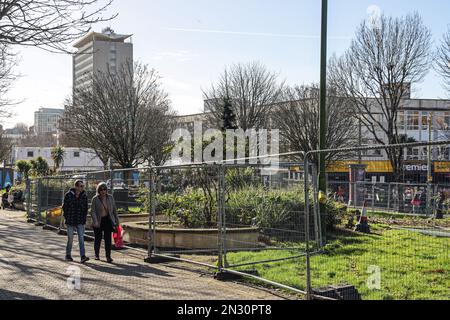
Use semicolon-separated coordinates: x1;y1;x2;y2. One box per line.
11;147;104;173
175;97;450;184
73;28;133;93
34;108;65;135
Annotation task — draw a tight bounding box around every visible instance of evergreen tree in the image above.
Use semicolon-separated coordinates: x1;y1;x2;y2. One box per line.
221;96;237;131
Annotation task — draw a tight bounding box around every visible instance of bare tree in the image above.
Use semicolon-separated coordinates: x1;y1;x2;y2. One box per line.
273;84;359;165
0;44;17;118
143;108;177;166
62;61;174;171
0;127;12;163
0;0;116;52
329;13;432;179
19;132;57;148
203;62;284;131
436;26;450;93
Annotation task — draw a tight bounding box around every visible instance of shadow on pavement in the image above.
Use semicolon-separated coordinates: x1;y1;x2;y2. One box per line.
0;289;47;301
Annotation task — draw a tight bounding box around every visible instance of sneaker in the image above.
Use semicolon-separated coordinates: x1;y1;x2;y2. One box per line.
95;256;100;261
106;258;114;264
65;255;74;262
80;256;90;264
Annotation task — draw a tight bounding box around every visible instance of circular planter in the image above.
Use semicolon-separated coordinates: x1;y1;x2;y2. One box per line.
122;222;260;250
86;213;153;229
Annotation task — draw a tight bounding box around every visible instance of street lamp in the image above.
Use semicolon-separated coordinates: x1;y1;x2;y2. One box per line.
427;112;434;216
319;0;328;193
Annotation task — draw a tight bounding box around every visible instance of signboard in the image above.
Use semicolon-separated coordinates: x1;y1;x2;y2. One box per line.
327;161;393;173
290;161;450;174
435;162;450;173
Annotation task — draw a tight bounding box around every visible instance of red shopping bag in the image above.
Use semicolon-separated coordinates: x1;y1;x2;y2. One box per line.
113;225;124;250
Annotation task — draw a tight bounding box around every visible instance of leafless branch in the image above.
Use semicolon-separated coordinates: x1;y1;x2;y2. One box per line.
0;0;116;53
328;12;432;178
62;60;174;169
203;61;284;131
436;26;450;93
0;44;17;119
273;84;359;165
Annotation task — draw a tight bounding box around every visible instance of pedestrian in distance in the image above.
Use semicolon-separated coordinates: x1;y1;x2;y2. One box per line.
63;180;90;264
419;189;427;214
411;192;421;214
90;182;120;263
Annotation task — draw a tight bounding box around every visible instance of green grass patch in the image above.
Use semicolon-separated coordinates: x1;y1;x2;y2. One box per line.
127;206;143;214
226;225;450;300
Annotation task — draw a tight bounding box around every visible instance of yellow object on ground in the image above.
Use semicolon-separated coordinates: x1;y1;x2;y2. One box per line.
48;207;62;217
318;191;328;204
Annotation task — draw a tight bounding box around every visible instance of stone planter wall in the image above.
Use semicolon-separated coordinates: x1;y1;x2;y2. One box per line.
122;222;260;250
42;213;150;229
86;213;150;229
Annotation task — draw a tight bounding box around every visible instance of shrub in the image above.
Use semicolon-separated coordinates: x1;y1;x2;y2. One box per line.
226;186;305;231
156;187;217;228
137;183;346;232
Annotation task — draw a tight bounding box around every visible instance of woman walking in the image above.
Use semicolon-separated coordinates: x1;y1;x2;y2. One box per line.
90;182;120;263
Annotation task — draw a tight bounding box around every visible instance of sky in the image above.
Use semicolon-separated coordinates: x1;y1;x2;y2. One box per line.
3;0;450;128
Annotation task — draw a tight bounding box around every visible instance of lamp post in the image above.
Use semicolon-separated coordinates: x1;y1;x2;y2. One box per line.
427;112;434;215
319;0;328;193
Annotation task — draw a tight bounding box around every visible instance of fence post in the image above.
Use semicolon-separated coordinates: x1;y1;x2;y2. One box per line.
217;164;225;273
149;168;157;259
25;178;31;222
110;168;115;197
58;177;65;234
36;178;42;225
371;183;376;214
303;157;312;300
45;177;50;227
387;183;391;211
311;164;321;249
433;184;439;218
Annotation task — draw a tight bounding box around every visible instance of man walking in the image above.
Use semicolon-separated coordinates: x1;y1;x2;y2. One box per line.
63;180;90;264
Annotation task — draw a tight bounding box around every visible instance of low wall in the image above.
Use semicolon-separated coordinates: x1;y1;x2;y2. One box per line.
86;213;150;229
122;222;260;250
42;213;151;229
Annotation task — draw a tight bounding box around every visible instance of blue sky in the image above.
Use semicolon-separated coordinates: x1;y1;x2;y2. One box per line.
4;0;450;128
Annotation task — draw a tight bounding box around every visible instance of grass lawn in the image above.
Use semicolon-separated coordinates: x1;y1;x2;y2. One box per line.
226;224;450;300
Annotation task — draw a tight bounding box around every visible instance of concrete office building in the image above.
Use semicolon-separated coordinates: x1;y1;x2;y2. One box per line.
176;94;450;183
34;108;65;135
73;28;133;93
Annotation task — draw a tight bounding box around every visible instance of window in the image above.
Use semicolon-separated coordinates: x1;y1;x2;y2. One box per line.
27;151;34;158
371;149;382;157
398;111;405;131
74;152;80;158
407;111;419;131
421;112;429;131
445;112;450;128
406;147;420;160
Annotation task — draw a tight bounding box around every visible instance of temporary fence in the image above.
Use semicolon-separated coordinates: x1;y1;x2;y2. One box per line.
23;141;450;300
304;140;450;300
328;181;450;216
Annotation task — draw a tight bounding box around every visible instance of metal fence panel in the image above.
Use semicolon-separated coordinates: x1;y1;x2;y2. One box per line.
309;142;450;300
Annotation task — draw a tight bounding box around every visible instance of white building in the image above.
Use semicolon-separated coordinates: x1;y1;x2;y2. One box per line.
11;147;104;172
73;28;133;93
34;108;65;135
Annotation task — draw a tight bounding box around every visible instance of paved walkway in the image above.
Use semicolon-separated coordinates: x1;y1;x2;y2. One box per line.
0;210;283;300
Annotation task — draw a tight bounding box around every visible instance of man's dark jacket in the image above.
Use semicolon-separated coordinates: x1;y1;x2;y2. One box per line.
62;188;88;226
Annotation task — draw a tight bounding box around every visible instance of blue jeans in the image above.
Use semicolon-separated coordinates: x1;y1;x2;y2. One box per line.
66;225;86;257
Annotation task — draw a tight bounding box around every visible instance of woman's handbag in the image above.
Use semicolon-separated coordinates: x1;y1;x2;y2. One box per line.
100;197;117;232
113;225;124;250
